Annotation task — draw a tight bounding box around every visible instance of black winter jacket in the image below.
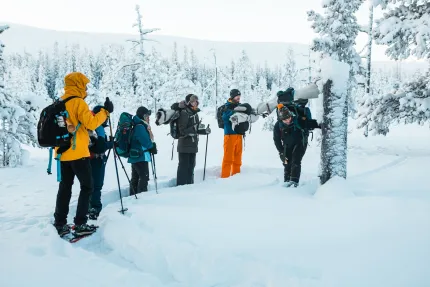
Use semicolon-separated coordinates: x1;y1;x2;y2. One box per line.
273;120;307;154
175;101;206;153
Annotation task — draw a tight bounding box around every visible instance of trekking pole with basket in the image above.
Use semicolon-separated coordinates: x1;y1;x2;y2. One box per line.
115;155;138;199
108;112;128;214
151;153;158;194
203;124;210;181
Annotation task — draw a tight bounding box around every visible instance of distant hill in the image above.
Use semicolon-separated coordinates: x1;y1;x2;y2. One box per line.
0;22;427;74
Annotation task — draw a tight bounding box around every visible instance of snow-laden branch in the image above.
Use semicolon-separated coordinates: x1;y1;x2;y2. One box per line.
358;43;369;55
359;25;369;33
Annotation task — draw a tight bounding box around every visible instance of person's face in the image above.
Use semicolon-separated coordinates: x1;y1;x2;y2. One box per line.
233;95;241;103
144;115;150;123
282;117;292;125
191;100;199;108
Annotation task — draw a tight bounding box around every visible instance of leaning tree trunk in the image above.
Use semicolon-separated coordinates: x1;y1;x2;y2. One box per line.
320;79;349;185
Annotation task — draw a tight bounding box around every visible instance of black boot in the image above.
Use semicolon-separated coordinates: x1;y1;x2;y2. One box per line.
88;208;100;220
54;224;71;237
73;224;97;236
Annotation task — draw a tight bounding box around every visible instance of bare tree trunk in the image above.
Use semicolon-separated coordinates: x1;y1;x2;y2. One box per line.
2;119;5;167
320;79;348;185
365;2;374;95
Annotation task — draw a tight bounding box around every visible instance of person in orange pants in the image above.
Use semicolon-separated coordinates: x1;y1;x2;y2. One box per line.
221;89;243;178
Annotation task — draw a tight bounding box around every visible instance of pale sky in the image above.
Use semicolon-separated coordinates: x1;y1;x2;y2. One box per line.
0;0;392;60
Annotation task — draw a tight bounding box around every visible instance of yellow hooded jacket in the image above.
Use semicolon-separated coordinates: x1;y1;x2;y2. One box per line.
56;72;109;161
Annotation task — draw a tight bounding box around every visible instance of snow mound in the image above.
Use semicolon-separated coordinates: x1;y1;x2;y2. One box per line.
320;57;350;95
314;176;355;199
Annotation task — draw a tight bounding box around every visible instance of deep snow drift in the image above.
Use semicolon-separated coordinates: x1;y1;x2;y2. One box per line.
0;111;429;287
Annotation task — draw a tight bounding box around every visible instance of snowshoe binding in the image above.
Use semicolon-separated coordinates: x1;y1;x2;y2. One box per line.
54;224;71;237
88;208;100;220
283;181;298;188
73;223;98;237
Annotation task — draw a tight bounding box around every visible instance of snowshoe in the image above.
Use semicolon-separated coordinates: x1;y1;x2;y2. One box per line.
283;181;298;188
54;224;71;237
283;181;293;187
88;208;100;220
73;223;98;236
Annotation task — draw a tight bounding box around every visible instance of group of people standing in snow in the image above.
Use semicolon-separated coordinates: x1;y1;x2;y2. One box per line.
47;72;319;237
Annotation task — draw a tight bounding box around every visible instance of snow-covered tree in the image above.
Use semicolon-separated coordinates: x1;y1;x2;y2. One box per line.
263;61;274;90
1;26;41;167
189;49;199;84
280;48;299;89
129;4;160;110
233;50;256;105
358;0;430;134
308;0;363;184
34;53;49;101
374;0;430;60
254;76;271;104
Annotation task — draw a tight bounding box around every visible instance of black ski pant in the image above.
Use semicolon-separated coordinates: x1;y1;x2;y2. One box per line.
89;156;107;214
54;157;93;226
130;161;149;194
283;143;307;184
177;153;196;186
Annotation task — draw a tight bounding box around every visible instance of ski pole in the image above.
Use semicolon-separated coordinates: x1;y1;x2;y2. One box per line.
151;154;158;194
203;124;210;181
116;155;138;199
108;113;128;214
105;147;111;163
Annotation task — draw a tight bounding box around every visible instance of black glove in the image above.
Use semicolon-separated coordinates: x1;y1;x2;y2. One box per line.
279;152;285;163
148;142;157;154
205;126;211;135
104;97;114;113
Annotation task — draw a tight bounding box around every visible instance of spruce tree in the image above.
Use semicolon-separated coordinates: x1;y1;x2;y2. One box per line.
308;0;364;184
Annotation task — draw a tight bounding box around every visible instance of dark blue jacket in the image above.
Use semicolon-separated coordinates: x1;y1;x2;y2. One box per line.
128;116;153;164
222;100;239;135
89;126;113;159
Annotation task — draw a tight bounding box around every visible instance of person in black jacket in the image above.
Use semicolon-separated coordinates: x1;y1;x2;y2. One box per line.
176;94;211;186
88;105;114;219
273;104;319;187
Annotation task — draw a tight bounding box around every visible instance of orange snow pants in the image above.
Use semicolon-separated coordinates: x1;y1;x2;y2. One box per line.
221;135;243;178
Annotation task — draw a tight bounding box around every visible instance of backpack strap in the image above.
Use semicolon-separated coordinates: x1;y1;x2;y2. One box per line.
71;123;81;150
47;147;53;175
61;96;80;104
56;154;62;182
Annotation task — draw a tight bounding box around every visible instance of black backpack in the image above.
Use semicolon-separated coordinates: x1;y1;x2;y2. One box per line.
169;112;181;139
216;105;228;129
37;96;78;154
233;121;250;135
114;112;136;158
168;103;184;139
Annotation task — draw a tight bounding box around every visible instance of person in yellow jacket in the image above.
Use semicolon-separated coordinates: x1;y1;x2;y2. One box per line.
53;72;114;237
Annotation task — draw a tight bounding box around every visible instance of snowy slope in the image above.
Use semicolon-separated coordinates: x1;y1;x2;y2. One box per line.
1;111;429;287
1;22;428;72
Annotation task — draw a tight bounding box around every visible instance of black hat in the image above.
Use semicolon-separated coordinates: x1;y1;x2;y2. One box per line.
230;89;241;99
185;94;199;105
136;106;151;120
277;87;295;103
278;106;294;121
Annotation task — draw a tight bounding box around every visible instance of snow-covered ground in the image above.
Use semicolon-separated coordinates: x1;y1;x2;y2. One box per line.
1;112;429;287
